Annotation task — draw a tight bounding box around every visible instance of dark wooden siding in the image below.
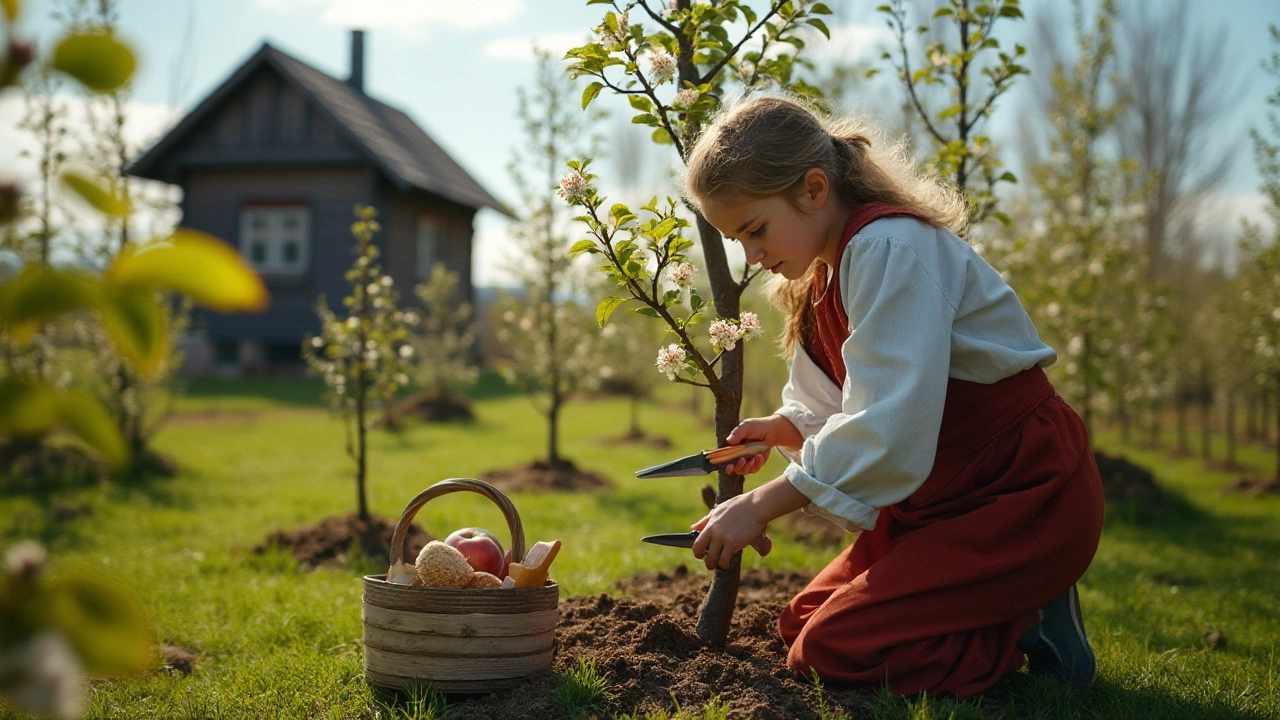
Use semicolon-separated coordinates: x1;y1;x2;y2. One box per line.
182;166;376;344
174;68;361;168
381;185;476;310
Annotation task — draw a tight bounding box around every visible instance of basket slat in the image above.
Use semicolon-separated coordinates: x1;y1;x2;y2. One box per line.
364;645;552;681
362;605;558;637
363;627;555;657
362;578;559;613
364;668;530;693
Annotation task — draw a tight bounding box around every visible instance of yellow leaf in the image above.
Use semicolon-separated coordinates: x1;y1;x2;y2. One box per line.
108;229;269;313
98;288;168;377
0;265;100;344
41;574;153;676
56;391;129;470
2;0;19;23
0;376;58;438
61;170;132;217
50;32;136;93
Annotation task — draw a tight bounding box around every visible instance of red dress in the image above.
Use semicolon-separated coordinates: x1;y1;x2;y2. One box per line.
776;204;1105;698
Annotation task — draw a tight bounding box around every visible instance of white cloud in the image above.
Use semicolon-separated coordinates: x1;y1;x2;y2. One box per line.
483;33;590;62
257;0;523;36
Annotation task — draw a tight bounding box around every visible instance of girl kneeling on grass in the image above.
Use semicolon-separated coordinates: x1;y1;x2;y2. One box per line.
683;95;1105;698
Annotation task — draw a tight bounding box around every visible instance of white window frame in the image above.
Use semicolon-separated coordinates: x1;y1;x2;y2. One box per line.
239;205;311;274
416;215;440;280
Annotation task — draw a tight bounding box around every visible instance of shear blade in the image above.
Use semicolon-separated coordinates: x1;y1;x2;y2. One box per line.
634;453;710;478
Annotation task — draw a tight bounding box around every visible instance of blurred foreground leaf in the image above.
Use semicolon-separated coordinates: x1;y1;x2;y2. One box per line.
50;32;135;92
98;288;167;376
0;266;99;344
40;574;152;676
61;170;131;217
109;229;269;312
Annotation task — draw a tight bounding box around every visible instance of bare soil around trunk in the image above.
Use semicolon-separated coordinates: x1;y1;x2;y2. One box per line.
476;459;611;492
255;513;433;568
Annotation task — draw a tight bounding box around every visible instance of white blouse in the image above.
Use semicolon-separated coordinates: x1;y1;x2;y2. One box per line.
773;216;1056;533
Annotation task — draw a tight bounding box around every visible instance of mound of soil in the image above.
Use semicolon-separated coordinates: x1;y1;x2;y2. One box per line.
1224;476;1280;495
1094;450;1165;505
599;431;674;450
477;459;611;492
446;567;871;720
255;513;433;569
393;392;476;424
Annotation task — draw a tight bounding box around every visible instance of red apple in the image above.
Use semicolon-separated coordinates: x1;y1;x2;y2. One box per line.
444;528;505;577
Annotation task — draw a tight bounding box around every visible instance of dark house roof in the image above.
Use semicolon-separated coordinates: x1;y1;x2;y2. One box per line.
128;42;511;216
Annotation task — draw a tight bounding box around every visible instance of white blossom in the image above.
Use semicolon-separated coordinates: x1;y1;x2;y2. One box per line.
930;50;949;68
557;171;588;202
666;262;694;289
0;632;85;720
673;87;699;109
399;345;414;359
709;319;741;351
4;540;45;581
649;51;676;85
655;343;687;380
1046;302;1061;318
738;312;762;340
1067;336;1085;356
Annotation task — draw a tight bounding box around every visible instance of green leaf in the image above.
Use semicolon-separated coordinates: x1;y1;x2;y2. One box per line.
810;3;833;14
107;229;269;312
933;6;954;18
627;95;653;113
581;81;604;109
633;306;660;318
0;266;100;343
596;296;626;327
50;32;136;93
651;217;678;240
569;239;598;257
41;574;152;676
0;375;58;438
651;128;673;145
662;289;681;307
690;288;704;313
98;288;168;376
806;18;830;39
56;391;129;469
631;113;661;127
61;170;132;216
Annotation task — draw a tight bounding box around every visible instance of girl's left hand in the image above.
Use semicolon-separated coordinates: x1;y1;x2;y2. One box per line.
690;492;772;570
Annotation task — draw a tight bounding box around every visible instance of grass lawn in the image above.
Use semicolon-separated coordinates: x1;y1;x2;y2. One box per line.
1;377;1278;719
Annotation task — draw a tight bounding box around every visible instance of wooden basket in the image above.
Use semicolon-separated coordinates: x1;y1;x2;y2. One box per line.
361;478;559;693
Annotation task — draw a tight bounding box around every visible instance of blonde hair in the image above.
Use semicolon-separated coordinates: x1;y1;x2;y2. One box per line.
682;95;967;355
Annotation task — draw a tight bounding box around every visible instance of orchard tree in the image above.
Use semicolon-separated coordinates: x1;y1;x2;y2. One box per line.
404;263;477;419
498;50;607;468
875;0;1027;229
302;206;413;521
1006;0;1158;436
1238;24;1280;480
566;0;831;646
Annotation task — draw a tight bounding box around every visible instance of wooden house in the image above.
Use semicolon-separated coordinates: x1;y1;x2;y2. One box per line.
128;31;508;375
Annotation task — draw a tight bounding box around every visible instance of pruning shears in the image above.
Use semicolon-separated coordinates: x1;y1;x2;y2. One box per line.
633;441;770;479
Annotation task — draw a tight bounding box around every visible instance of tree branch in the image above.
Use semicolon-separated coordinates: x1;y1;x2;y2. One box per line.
702;2;785;84
888;3;947;146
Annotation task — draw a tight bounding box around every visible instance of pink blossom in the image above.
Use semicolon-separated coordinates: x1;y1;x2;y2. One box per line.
738;312;762;340
674;87;699;109
655;343;687;380
649;51;676;85
557;171;588;202
666;262;694;289
709;319;741;351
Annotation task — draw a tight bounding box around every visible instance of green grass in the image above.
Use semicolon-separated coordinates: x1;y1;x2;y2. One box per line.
1;381;1278;719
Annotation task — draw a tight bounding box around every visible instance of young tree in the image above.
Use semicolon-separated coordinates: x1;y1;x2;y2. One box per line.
875;0;1027;229
302;206;413;521
1238;24;1280;481
566;0;831;646
1005;0;1159;436
499;50;606;468
403;263;477;420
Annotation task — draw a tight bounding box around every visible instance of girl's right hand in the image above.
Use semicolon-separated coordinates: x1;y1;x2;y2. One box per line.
722;414;803;476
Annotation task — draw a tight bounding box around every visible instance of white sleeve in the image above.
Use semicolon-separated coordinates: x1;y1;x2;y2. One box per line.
782;235;956;532
773;343;841;466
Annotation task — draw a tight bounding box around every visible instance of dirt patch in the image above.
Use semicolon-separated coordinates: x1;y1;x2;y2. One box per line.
159;644;198;675
254;513;433;569
1223;476;1280;495
477;459;611;492
598;432;674;450
443;567;876;720
1094;451;1165;505
389;392;476;425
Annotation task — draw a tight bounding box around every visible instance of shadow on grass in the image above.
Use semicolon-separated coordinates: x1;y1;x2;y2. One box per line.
181;376;327;407
967;672;1276;720
1105;484;1280;569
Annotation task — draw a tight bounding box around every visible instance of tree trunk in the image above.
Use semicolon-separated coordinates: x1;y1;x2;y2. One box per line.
1225;389;1237;468
629;393;641;438
1245;394;1258;443
548;391;561;466
1274;375;1280;481
1199;366;1212;462
1149;399;1162;446
356;365;369;521
1176;389;1190;455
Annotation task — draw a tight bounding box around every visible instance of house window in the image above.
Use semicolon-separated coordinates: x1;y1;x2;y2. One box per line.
416;216;439;280
240;205;310;274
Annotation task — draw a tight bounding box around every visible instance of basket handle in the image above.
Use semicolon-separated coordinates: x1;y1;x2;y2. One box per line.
389;478;526;567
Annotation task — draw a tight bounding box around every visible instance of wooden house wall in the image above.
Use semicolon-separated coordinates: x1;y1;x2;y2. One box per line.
182;166;376;344
380;184;477;309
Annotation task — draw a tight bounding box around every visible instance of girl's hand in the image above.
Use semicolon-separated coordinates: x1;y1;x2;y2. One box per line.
722;414;804;476
690;492;772;570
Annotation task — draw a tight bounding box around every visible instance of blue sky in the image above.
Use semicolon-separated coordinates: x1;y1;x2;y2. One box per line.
4;0;1278;283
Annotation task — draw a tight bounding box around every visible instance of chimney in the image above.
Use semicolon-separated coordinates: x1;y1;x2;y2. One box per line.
348;29;365;93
